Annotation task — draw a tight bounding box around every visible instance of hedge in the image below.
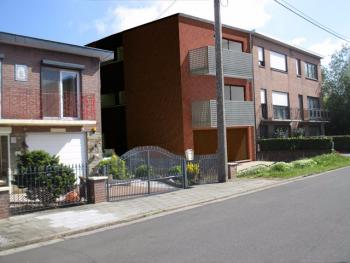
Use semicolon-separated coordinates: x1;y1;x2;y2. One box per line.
258;137;333;151
331;136;350;151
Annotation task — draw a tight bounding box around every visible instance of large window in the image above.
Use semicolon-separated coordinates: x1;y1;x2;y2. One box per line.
41;67;80;119
272;91;290;119
296;59;301;76
222;39;243;52
258;47;265;67
260;89;267;119
270;51;287;72
305;62;318;80
224;85;245;101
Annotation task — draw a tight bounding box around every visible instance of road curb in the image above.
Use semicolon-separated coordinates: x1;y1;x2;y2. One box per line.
1;166;349;254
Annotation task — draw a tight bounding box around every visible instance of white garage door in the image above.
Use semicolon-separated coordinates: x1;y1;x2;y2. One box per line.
25;133;87;166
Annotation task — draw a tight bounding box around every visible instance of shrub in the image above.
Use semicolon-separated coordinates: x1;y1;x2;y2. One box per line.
135;164;154;178
186;162;200;184
331;136;350;152
270;162;292;172
258;137;333;151
292;159;317;168
96;155;128;180
168;165;182;176
13;150;76;206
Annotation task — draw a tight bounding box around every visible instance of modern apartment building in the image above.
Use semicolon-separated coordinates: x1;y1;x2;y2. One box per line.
252;33;327;138
89;13;256;162
0;32;113;187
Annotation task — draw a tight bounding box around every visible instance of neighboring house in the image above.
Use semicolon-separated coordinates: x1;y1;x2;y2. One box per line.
0;32;113;187
88;13;256;162
252;33;327;138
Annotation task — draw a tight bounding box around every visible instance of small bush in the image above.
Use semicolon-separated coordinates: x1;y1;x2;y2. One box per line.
168;165;182;176
270;162;292;172
293;159;317;168
13;150;76;206
258;137;333;151
135;164;153;178
96;155;128;180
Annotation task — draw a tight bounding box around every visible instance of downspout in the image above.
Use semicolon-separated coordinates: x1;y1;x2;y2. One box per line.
249;30;258;160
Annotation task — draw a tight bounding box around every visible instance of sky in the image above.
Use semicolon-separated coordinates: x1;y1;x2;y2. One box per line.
0;0;349;65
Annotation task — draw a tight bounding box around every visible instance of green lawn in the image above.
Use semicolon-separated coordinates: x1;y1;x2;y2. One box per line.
237;153;350;179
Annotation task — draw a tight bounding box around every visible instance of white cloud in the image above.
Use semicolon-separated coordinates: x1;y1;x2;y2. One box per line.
290;37;306;46
94;0;272;36
309;38;345;66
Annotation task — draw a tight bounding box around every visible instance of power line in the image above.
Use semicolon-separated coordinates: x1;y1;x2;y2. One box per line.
156;0;178;19
273;0;350;43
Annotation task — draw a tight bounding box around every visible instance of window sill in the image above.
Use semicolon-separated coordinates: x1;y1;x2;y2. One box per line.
305;77;318;82
271;68;288;74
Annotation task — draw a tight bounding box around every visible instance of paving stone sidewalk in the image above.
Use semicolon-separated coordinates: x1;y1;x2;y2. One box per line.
0;178;284;251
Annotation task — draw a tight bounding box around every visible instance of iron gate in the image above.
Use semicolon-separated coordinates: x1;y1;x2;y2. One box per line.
106;146;186;201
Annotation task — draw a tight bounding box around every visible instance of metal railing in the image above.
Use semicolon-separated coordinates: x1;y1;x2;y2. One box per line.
10;164;89;215
187;154;219;186
2;89;96;120
189;46;253;79
259;105;329;122
192;100;255;128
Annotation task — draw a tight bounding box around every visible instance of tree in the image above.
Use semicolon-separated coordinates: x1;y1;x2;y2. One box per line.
323;45;350;134
13;150;76;206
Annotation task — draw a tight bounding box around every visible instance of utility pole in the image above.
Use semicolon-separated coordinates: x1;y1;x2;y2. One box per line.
214;0;228;182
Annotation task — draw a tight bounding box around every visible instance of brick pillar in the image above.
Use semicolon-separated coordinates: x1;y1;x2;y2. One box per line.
87;176;108;204
0;187;10;219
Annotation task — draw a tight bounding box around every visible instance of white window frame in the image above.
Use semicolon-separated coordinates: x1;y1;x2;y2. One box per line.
42;67;81;120
272;91;289;107
270;51;287;72
15;64;28;82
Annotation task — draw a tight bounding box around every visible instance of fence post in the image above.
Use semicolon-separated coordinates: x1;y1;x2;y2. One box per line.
147;151;151;194
182;159;188;189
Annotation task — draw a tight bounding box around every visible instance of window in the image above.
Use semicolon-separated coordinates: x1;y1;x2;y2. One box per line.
258;47;265;67
222;39;243;52
260;89;267;119
41;67;80;119
273;125;290;138
272;91;290;119
296;59;301;76
298;95;304;120
270;51;287;72
305;62;318;80
224;85;245;101
259;124;268;138
15;64;28;81
307;96;321;120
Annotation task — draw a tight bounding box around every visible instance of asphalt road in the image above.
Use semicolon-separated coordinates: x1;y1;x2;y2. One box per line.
2;167;350;263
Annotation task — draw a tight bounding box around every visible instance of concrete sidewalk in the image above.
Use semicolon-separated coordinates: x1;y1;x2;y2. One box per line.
0;178;285;252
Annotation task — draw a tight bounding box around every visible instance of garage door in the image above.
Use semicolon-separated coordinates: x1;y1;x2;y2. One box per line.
25;133;87;166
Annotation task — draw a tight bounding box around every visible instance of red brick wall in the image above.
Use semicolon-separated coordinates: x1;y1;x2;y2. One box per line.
123;16;184;153
0;43;101;131
178;16;255;160
87;178;107;203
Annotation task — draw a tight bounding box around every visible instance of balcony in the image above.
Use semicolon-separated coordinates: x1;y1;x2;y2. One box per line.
1;89;96;126
189;46;253;80
192;100;255;128
260;105;329;122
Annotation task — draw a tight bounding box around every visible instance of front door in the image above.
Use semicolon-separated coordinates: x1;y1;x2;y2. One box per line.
0;135;9;187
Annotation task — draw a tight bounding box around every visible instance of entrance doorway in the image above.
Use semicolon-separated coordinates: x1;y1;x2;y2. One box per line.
0;135;9;187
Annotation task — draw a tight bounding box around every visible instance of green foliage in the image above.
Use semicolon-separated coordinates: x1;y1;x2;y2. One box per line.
13;150;76;205
258;137;333;151
97;155;128;180
168;165;182;176
135;164;154;178
238;153;350;179
186;162;200;184
270;162;292;172
322;45;350;134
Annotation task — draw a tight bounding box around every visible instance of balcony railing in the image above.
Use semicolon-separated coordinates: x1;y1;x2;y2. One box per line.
189;46;253;79
2;88;96;120
259;105;329;122
192;100;255;128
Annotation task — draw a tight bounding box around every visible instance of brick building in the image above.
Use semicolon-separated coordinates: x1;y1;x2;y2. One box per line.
0;32;113;187
252;33;327;138
89;13;256;162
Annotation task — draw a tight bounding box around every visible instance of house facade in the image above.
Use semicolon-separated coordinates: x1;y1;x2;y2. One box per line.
89;14;256;162
252;33;327;138
0;32;113;187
